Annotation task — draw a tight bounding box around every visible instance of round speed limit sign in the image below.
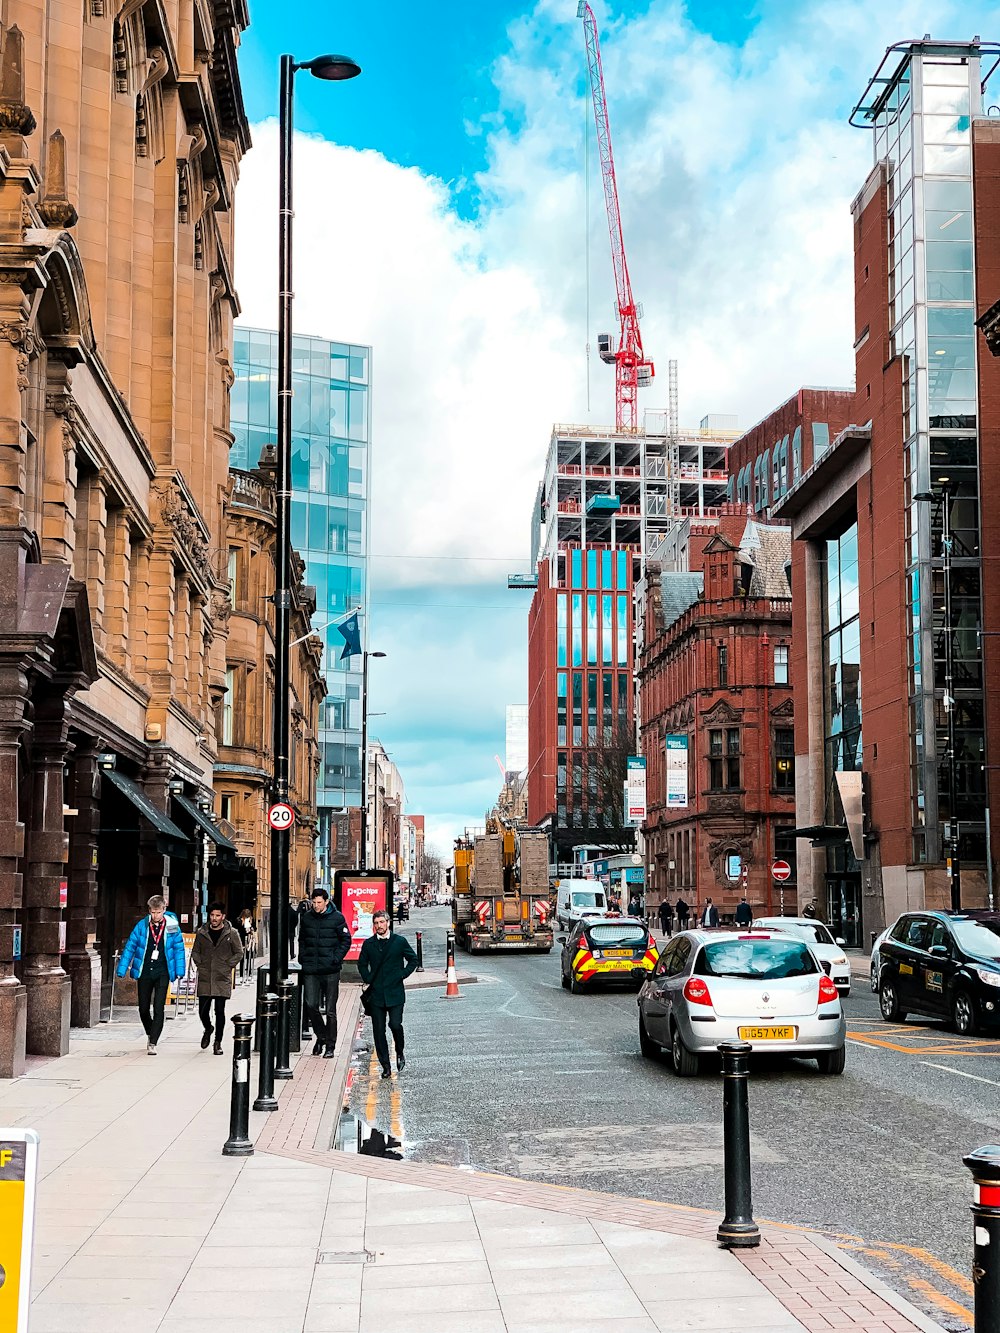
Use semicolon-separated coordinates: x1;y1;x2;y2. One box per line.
267;802;296;831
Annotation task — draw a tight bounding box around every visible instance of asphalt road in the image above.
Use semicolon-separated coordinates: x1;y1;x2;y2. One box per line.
344;907;997;1331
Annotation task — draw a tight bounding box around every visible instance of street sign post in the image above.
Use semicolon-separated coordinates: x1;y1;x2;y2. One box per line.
771;860;792;916
0;1128;39;1333
267;802;295;831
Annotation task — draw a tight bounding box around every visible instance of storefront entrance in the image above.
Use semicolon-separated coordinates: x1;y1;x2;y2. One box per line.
825;873;863;948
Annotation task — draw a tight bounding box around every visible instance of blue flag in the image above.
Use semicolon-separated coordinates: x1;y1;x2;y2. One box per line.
337;611;362;660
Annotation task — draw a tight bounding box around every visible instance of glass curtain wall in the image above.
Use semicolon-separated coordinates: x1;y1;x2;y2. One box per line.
231;327;371;874
871;48;986;862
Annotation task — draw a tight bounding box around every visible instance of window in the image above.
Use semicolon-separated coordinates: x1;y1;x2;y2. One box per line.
718;642;728;688
228;547;240;603
774;644;789;684
708;727;741;790
219;794;234;822
222;667;235;745
774;728;794;791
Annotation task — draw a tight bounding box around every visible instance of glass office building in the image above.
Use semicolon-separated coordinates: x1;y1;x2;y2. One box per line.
231;327;371;874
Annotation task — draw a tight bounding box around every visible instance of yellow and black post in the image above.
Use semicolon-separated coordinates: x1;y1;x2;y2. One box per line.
0;1128;39;1332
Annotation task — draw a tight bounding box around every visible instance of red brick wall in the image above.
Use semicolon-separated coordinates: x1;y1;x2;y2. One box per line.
727;389;855;496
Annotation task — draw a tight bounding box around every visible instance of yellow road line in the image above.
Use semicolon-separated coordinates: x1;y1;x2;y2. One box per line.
906;1275;974;1324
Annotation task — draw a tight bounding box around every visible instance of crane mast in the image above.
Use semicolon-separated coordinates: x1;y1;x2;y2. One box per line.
578;1;654;432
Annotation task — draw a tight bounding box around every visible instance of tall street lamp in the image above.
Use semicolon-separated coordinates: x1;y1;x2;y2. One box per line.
270;50;361;996
915;480;960;910
359;651;386;870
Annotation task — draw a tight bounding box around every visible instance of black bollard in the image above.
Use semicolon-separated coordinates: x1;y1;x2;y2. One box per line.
253;992;278;1113
222;1013;255;1156
415;931;424;973
274;980;293;1080
253;965;270;1053
716;1041;760;1248
964;1145;1000;1331
288;976;302;1055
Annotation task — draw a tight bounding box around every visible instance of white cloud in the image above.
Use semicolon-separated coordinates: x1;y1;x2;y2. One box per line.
233;0;998;842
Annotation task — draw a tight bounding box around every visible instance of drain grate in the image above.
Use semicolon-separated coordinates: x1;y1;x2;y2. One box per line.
317;1250;374;1265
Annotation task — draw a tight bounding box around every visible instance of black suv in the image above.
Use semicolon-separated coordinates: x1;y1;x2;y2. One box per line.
876;911;1000;1035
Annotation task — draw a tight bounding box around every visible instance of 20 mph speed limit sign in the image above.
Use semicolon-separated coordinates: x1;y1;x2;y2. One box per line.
267;803;296;831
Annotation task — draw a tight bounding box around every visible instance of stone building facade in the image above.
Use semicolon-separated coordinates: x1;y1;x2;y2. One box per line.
0;0;250;1075
637;520;795;918
214;466;325;921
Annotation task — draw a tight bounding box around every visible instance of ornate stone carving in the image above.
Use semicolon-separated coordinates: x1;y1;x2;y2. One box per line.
210;589;232;631
39;130;79;229
707;834;754;889
46;388;79;453
153;480;212;586
702;697;742;724
705;795;743;815
0;27;36;139
0;321;37;390
770;697;794;719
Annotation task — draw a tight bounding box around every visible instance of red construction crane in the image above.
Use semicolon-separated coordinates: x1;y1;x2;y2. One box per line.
578;1;654;432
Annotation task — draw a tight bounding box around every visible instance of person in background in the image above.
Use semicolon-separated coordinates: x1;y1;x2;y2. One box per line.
699;897;720;928
803;899;818;919
628;893;642;918
675;896;690;930
191;902;244;1053
734;896;753;927
236;907;256;980
358;911;419;1080
117;895;186;1054
297;888;352;1058
658;899;673;936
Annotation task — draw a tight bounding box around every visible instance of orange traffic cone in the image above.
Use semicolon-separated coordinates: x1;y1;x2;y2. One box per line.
442;931;462;999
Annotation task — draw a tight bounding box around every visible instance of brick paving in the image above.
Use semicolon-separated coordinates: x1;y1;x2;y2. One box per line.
256;996;944;1333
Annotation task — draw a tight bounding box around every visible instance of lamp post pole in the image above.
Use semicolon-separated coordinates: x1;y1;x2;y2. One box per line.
268;50;361;993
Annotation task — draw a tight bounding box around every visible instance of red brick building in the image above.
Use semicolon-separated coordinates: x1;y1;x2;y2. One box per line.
769;41;1000;946
638;518;794;917
726;389;855;513
527;547;634;864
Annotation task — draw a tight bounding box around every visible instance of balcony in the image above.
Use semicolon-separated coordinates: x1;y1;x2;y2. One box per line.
230;469;275;517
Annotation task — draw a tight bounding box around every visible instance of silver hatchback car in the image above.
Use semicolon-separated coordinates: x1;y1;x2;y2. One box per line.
637;929;847;1076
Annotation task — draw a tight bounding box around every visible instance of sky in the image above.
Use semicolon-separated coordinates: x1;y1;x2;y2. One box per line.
233;0;1000;858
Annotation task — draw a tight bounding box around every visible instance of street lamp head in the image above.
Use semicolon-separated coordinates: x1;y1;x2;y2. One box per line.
299;53;362;81
913;491;934;503
371;650;387;659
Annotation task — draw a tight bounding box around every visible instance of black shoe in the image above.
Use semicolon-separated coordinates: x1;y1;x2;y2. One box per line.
312;1039;324;1055
213;1041;223;1055
323;1046;336;1059
396;1055;405;1072
201;1029;212;1049
380;1067;392;1079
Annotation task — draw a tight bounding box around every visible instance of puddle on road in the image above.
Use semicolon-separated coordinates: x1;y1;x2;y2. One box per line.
334;1038;409;1158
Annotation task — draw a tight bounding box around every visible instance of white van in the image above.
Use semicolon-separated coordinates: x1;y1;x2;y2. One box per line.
556;879;608;930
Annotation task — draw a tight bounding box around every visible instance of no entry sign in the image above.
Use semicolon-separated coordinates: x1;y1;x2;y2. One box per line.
267;803;295;831
771;859;792;882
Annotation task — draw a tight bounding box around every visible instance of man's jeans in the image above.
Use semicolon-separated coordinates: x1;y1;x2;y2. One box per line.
370;1001;405;1072
302;973;341;1047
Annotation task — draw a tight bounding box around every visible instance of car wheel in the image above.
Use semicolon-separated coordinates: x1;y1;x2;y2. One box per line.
870;959;879;993
639;1012;659;1058
670;1023;699;1077
570;974;585;995
560;969;569;990
816;1046;846;1076
879;976;907;1023
951;988;978;1036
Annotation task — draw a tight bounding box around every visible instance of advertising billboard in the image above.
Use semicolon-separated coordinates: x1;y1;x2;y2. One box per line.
665;734;689;808
334;870;394;962
626;755;647;826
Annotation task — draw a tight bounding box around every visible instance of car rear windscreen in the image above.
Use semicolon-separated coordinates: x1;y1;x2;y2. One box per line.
586;924;648;947
695;938;818;979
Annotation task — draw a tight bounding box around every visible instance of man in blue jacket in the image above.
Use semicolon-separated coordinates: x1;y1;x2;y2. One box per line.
117;895;186;1054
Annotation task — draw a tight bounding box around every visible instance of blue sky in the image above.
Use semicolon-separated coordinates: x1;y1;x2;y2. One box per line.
233;0;1000;855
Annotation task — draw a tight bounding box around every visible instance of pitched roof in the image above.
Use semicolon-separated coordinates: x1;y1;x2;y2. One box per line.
658;571;703;631
738;522;791;598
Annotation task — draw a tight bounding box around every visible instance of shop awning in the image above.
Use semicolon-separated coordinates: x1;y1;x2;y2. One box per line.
791;824;849;846
102;770;189;843
172;792;237;851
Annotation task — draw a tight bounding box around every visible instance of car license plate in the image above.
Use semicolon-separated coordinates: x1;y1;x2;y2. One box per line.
602;949;633;958
738;1025;796;1041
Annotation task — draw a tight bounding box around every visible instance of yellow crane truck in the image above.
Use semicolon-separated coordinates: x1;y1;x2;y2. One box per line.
451;818;553;953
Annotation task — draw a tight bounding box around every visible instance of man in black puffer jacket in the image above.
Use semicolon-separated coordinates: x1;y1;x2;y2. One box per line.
297;888;352;1057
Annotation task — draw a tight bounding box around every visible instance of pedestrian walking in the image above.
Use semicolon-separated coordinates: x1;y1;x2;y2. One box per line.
734;896;753;927
628;893;642;918
190;903;244;1054
297;888;352;1058
117;895;186;1054
699;897;720;928
657;899;673;936
675;896;689;930
358;910;419;1080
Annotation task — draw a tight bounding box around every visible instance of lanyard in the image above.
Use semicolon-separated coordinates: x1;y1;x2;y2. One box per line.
149;919;165;949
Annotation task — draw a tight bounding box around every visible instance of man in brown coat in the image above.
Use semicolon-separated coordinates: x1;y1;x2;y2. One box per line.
191;903;244;1053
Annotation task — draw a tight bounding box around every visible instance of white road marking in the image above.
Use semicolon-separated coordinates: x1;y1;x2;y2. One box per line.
921;1061;1000;1088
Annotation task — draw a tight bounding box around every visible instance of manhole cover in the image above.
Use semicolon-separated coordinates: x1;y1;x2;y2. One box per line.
317;1251;374;1265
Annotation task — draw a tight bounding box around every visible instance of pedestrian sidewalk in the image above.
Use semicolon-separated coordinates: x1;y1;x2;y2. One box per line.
1;994;944;1333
